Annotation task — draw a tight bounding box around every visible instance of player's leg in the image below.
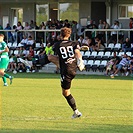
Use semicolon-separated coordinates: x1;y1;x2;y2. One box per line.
61;75;82;118
3;72;13;85
0;69;8;86
62;88;76;110
48;55;59;68
7;62;11;71
48;55;60;73
2;76;8;86
62;88;82;118
75;49;84;71
0;58;14;85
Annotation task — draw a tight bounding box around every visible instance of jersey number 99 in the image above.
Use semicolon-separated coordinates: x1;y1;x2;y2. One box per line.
60;46;74;59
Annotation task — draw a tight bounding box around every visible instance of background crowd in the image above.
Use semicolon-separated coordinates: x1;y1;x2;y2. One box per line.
0;18;133;76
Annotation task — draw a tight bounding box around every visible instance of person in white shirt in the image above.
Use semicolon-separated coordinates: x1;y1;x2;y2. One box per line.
78;35;86;46
20;35;28;48
111;21;120;43
22;47;28;57
26;36;34;50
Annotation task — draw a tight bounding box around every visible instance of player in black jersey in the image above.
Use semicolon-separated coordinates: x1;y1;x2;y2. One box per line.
54;27;84;118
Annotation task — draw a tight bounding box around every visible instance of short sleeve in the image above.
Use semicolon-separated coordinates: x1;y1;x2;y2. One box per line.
2;42;7;49
54;42;60;55
72;41;80;51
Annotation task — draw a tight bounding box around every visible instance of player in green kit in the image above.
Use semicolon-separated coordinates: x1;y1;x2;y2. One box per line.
0;34;13;86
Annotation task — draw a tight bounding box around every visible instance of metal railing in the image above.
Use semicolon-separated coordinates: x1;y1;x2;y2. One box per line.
0;28;133;44
84;29;133;44
0;29;61;44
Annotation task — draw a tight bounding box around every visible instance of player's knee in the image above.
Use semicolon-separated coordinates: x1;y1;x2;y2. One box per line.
0;71;4;76
62;89;70;97
47;55;52;61
48;55;51;61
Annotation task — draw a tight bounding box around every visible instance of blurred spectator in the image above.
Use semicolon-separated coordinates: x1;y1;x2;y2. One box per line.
77;35;86;46
86;20;94;38
103;20;110;29
105;58;116;76
80;36;92;51
56;35;62;42
18;46;35;73
110;54;130;77
71;21;77;41
38;22;46;42
40;43;54;57
12;25;17;42
17;60;26;72
105;52;120;76
118;21;124;43
4;23;13;42
20;35;28;48
110;20;119;44
8;54;17;72
103;20;110;42
24;22;31;37
40;22;46;30
22;47;28;57
17;46;25;58
129;57;133;76
91;24;97;39
34;21;39;30
51;35;58;46
38;42;54;66
34;21;40;40
30;20;34;29
76;21;83;37
98;19;104;40
63;19;70;28
112;52;121;71
122;37;132;53
129;17;133;43
26;36;35;49
0;24;4;34
132;43;133;55
27;46;34;61
16;21;23;43
93;36;105;51
56;20;62;29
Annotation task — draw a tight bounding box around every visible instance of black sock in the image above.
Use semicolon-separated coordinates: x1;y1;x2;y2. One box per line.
65;94;77;111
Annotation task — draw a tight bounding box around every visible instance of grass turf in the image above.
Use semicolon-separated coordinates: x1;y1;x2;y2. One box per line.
0;73;133;133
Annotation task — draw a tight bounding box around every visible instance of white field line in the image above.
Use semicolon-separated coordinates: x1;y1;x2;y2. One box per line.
1;115;131;121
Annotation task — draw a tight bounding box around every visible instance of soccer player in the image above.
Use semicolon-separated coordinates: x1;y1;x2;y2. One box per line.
0;34;13;86
54;27;84;118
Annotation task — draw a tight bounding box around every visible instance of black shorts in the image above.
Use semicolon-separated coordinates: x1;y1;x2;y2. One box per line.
39;54;50;66
60;72;76;89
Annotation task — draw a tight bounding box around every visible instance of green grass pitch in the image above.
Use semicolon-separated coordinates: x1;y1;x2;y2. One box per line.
0;73;133;133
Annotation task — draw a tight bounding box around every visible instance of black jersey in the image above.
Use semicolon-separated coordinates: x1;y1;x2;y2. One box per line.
55;40;79;75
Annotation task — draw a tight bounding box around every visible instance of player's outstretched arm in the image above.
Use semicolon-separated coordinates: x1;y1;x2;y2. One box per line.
75;49;85;71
